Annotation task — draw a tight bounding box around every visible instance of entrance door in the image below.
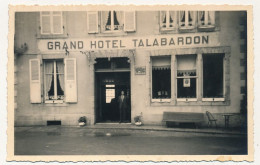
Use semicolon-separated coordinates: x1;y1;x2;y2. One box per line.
95;72;131;123
94;57;131;123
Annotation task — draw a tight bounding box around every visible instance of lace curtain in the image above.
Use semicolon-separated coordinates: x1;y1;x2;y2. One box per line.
160;11;166;25
209;11;215;25
45;61;54;97
102;11;123;31
56;61;64;92
116;11;123;26
102;11;109;31
180;11;185;23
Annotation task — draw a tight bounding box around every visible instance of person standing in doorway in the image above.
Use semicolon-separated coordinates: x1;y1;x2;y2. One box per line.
118;91;128;123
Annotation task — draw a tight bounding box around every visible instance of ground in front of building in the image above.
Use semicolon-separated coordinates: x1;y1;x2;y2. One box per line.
14;126;247;155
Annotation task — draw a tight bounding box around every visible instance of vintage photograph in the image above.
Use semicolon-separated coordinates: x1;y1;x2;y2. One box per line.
8;5;253;161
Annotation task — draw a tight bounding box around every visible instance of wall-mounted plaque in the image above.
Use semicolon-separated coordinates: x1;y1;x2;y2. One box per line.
135;66;146;75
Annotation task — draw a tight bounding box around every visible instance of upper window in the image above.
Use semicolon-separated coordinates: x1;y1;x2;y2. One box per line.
176;55;197;101
203;54;224;101
198;11;215;27
179;11;196;29
87;11;136;34
44;60;64;103
101;11;124;32
40;11;63;35
160;11;177;30
151;56;171;102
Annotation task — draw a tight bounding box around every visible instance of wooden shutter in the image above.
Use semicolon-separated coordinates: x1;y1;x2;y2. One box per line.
65;58;77;103
41;12;51;34
124;11;136;32
52;11;63;34
87;11;99;33
29;59;41;103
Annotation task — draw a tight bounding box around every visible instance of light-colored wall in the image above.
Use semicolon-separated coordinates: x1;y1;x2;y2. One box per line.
14;11;246;127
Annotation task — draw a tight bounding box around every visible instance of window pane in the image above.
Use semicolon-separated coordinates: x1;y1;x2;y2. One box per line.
176;55;197;98
152;56;171;99
177;78;196;98
113;58;130;69
203;54;224;98
95;58;111;69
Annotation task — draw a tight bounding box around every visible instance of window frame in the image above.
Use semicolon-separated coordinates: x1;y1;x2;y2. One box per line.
101;10;124;33
150;56;172;103
198;11;216;28
43;59;64;104
40;11;63;35
176;54;198;102
178;11;196;30
160;11;177;31
149;47;230;106
202;53;225;102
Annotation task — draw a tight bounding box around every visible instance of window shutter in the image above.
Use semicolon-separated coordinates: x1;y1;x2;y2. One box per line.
52;11;63;34
124;11;136;32
87;11;99;33
65;58;77;103
29;59;41;103
41;12;51;34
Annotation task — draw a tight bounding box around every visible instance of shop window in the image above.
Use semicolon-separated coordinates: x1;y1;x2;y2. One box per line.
160;11;177;31
203;54;224;101
40;11;63;35
151;56;171;102
179;11;196;30
44;60;64;103
176;55;197;101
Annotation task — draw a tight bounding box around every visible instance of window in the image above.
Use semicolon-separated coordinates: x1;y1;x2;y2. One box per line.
40;11;63;35
202;54;224;101
105;84;115;103
176;55;197;101
151;56;171;102
179;11;196;29
198;11;215;27
101;11;124;32
44;60;64;103
29;58;77;104
160;11;177;30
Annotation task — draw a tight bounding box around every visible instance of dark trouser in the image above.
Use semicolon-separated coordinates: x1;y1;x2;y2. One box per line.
119;108;126;122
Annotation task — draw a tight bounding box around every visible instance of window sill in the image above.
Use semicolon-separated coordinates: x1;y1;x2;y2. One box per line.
160;27;177;31
178;27;196;33
177;98;197;102
45;100;64;104
197;26;216;32
96;31;128;37
202;98;225;102
151;99;171;103
36;34;69;39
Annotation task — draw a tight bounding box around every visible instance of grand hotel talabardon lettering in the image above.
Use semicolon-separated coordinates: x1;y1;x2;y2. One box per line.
38;33;220;52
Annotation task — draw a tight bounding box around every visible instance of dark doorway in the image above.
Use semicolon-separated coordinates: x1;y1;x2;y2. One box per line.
94;58;131;123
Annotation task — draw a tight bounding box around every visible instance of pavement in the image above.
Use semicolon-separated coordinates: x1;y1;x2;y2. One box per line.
15;123;247;137
14;124;248;155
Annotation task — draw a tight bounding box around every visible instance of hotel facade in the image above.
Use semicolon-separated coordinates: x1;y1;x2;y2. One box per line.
14;10;248;127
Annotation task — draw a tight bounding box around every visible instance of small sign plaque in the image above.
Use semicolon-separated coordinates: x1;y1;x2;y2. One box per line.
135;66;146;75
183;78;191;87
